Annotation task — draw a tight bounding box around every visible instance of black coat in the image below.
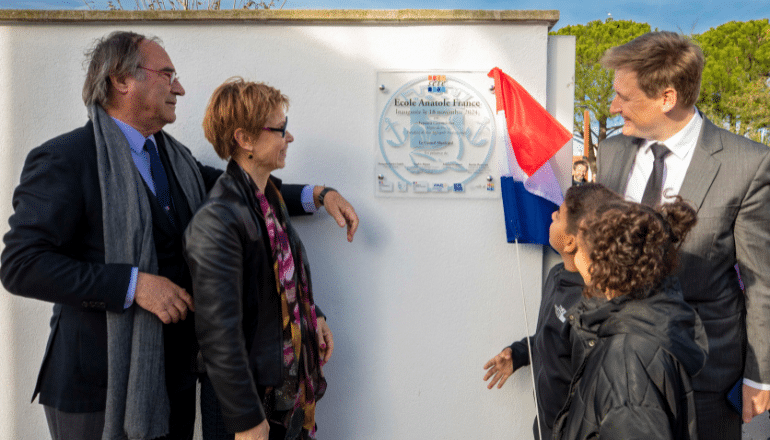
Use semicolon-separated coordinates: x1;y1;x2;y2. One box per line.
183;160;323;433
0;121;306;412
509;263;584;438
552;278;708;440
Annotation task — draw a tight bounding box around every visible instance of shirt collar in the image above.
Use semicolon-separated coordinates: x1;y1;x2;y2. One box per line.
111;117;156;154
641;108;702;160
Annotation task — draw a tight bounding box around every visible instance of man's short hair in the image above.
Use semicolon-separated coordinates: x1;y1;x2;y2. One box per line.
573;159;588;170
82;31;160;108
202;77;290;160
601;31;704;108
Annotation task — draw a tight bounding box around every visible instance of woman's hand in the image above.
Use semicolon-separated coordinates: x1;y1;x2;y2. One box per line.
483;347;514;389
317;317;334;365
315;188;359;242
235;420;269;440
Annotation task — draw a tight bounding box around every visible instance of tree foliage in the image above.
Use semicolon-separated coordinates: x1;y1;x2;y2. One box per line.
552;19;650;167
696;19;770;144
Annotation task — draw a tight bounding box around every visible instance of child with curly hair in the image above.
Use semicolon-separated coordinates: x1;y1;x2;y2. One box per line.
553;197;709;440
483;183;620;440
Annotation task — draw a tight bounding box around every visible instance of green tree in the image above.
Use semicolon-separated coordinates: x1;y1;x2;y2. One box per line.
553;19;650;170
696;19;770;145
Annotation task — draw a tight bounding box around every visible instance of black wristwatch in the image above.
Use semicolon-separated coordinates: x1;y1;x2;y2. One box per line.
318;187;337;206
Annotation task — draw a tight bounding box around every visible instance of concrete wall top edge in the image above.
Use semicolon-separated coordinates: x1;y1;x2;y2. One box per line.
0;9;560;27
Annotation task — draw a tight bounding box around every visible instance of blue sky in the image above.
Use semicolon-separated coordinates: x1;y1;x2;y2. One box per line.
2;0;768;34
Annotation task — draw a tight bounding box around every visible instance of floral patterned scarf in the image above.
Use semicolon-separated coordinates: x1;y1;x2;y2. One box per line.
255;182;327;439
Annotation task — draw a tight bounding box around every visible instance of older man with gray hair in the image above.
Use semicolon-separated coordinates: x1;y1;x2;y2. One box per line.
1;31;356;440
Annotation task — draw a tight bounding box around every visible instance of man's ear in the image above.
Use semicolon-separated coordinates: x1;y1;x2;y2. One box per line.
660;87;678;113
563;234;578;254
109;74;130;95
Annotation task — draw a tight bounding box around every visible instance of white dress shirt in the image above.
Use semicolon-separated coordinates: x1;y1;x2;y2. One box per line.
624;109;702;204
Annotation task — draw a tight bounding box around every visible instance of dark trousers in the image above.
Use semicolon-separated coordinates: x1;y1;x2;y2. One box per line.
43;385;196;440
160;385;197;440
200;375;288;440
44;406;104;440
694;390;742;440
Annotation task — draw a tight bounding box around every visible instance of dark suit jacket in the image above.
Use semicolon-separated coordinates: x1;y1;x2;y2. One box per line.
0;120;308;412
597;116;770;393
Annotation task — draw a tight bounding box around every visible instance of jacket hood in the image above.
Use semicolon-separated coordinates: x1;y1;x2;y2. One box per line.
577;277;708;377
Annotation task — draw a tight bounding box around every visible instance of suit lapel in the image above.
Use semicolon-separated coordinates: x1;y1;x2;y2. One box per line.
678;117;722;211
601;137;641;195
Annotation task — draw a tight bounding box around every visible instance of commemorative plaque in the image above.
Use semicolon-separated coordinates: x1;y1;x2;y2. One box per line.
376;71;501;198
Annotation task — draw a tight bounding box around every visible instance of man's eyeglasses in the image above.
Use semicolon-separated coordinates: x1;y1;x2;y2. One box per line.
263;117;288;138
139;66;179;86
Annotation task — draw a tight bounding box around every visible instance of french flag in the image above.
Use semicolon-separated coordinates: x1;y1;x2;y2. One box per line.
488;67;572;245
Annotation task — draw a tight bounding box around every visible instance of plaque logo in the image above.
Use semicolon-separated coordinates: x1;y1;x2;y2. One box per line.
427;75;447;93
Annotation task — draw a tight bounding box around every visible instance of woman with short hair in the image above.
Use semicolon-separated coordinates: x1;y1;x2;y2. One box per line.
185;78;333;440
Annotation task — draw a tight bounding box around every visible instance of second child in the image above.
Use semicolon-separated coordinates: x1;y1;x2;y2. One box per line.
483;184;620;439
553;197;708;440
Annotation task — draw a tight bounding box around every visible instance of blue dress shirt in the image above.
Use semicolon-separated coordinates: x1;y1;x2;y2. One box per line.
110;118;316;308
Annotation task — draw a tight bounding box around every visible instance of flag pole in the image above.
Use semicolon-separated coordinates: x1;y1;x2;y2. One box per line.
513;237;543;440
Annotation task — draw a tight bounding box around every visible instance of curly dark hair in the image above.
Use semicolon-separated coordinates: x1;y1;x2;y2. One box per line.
579;196;697;299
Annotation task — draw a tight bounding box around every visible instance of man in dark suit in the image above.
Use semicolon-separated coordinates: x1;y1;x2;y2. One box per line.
0;31;357;440
596;31;770;439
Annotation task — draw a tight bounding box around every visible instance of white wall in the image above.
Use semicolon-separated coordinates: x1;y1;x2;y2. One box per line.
0;17;574;439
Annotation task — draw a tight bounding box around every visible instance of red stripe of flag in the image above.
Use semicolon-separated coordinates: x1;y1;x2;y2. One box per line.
488;67;571;177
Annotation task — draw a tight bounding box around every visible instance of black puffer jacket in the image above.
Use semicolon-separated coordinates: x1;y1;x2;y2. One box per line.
552;278;708;440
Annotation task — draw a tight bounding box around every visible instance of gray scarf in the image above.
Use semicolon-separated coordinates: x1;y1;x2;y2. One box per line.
89;105;206;440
